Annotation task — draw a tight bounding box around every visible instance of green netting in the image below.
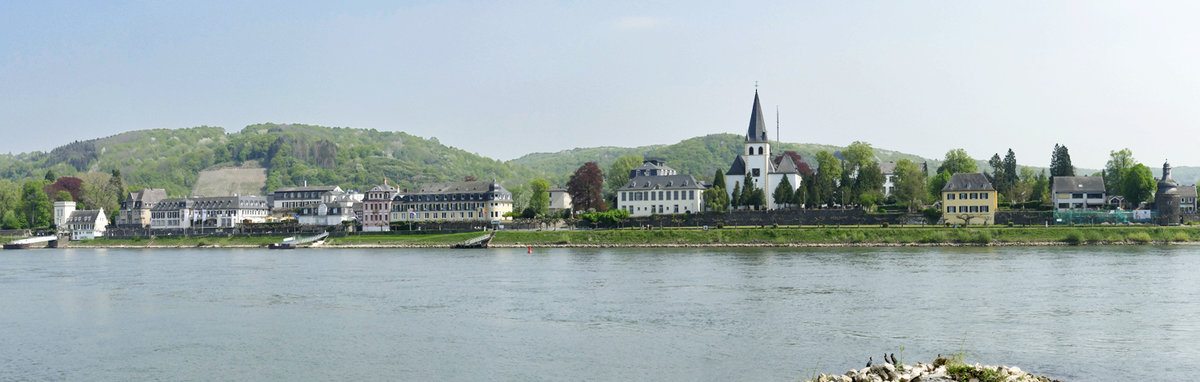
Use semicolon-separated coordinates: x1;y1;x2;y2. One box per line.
1053;210;1154;225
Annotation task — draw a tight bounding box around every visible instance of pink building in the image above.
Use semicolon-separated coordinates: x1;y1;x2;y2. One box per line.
362;180;400;232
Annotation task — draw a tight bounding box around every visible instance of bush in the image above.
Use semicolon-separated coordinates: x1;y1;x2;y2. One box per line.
922;208;943;225
1062;231;1084;245
1172;232;1190;242
715;221;724;229
1127;232;1152;244
881;222;889;228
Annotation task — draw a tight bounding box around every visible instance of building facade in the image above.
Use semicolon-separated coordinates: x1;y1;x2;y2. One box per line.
548;187;572;213
269;185;346;211
64;209;108;240
392;180;514;223
117;188;168;227
880;161;928;196
362;181;400;232
296;196;358;227
1179;185;1197;214
616;160;705;216
723;91;803;209
1052;176;1106;211
941;173;998;225
1155;161;1182;225
150;196;269;229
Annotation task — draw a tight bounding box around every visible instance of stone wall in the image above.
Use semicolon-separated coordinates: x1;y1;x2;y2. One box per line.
575;209;913;229
994;211;1054;226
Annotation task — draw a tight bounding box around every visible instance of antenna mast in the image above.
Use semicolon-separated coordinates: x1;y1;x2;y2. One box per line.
775;105;780;144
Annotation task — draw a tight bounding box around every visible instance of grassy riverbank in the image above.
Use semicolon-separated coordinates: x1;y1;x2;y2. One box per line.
62;226;1200;248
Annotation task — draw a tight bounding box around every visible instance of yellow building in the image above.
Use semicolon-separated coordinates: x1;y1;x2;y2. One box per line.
942;173;998;225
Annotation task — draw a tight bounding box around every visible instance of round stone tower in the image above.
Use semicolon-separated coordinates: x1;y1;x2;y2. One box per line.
1155;161;1181;226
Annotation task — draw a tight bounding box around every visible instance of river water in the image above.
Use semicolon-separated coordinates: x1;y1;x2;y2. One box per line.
1;246;1197;381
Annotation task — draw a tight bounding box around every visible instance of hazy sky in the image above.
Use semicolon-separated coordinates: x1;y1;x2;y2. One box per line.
2;1;1198;169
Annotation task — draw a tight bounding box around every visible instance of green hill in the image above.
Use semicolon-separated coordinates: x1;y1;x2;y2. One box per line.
1;124;1193;199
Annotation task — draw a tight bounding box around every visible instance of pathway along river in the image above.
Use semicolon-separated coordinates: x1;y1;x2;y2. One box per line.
2;247;1198;381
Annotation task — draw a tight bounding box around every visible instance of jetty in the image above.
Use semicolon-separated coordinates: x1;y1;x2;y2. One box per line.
4;236;59;250
453;231;495;249
269;232;329;249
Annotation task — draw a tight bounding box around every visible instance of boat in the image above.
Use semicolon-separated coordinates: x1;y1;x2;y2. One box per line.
4;236;58;250
268;232;328;249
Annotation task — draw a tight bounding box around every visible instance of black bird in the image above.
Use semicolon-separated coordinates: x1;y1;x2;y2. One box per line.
891;353;897;365
883;353;890;364
866;357;873;368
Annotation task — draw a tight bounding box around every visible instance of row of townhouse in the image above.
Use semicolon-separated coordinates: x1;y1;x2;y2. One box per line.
362;180;516;232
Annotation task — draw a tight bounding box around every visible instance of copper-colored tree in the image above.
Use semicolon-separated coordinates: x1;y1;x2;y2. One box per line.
567;162;606;213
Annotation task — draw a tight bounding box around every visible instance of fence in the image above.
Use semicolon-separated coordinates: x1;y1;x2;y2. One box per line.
1052;210;1152;225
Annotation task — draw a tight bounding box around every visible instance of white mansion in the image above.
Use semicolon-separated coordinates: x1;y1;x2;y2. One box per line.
616;160;705;216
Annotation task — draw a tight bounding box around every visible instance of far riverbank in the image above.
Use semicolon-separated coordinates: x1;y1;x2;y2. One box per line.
62;226;1200;249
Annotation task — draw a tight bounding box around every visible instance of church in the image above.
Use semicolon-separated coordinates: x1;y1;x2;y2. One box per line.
724;91;805;209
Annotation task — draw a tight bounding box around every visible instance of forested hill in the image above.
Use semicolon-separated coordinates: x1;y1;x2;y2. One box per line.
2;124;1194;197
0;124;533;197
510;133;932;185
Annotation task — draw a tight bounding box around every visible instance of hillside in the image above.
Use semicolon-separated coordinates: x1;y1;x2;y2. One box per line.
1;124;1194;198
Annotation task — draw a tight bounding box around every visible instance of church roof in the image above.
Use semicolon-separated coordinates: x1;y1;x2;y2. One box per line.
726;156;747;176
745;91;769;143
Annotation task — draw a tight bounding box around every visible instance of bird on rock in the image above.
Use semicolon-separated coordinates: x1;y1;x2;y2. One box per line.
891;353;897;365
866;357;872;368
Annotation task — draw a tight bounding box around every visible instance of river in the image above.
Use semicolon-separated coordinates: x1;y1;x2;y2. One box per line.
1;246;1197;381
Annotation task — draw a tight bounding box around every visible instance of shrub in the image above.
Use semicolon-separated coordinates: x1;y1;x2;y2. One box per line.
1172;232;1190;242
881;222;889;228
715;221;724;229
1127;232;1152;243
971;231;992;244
1062;231;1084;245
1006;221;1014;227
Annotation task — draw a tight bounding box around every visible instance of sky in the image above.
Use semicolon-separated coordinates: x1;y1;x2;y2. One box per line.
2;1;1198;169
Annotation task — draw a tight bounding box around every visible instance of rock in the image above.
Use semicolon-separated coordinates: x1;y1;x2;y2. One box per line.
910;376;956;382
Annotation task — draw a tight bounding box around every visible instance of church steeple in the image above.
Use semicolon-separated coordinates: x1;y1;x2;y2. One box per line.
746;90;769;143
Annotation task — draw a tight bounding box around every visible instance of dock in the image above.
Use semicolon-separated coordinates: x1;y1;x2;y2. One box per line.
4;236;59;250
453;231;495;249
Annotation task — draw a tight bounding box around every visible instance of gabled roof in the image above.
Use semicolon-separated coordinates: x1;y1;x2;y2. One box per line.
772;151;805;174
1179;185;1197;198
942;173;994;191
745;91;768;143
126;189;168;205
272;185;342;193
68;209;103;223
620;175;706;190
1052;176;1105;193
726;155;747;176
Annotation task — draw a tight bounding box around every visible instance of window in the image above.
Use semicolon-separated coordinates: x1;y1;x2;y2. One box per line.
757;147;763;155
981;206;989;212
673;190;679;200
981;193;989;199
947;206;956;213
1087;193;1103;199
947;193;955;200
651;192;656;201
621;192;626;201
969;206;978;213
959;193;967;199
690;190;695;200
1072;193;1084;199
749;147;754;155
658;191;664;200
970;193;978;199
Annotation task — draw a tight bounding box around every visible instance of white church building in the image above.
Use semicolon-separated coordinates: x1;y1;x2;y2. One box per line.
724;90;804;209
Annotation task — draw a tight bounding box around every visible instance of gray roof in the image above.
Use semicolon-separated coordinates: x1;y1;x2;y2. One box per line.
630;160;678;178
152;196;268;211
621;175;706;190
745;91;768;143
272;185;341;193
410;181;507;194
1052;176;1105;193
942;173;995;191
1179;185;1197;198
879;161;928;175
126;188;168;205
68;209;102;223
726;155;747;176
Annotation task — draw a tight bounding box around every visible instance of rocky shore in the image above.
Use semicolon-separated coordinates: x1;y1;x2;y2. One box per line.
809;356;1062;382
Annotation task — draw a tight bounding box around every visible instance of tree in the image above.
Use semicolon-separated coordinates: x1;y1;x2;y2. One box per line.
55;190;73;202
927;171;952;201
711;169;726;190
740;173;756;209
892;159;928;211
772;176;794;209
1050;144;1075;177
814;151;841;208
1104;148;1135;196
987;153;1003;184
791;177;807;208
1030;170;1050;204
702;186;729;213
1122;164;1156;208
44;170;57;182
1002;149;1018;193
801;175;819;208
527;178;551;217
21;180;52;229
730;181;743;210
853;162;885;206
0;179;22;229
606;154;644;206
566;162;606;213
842;141;876;173
936;149;978;175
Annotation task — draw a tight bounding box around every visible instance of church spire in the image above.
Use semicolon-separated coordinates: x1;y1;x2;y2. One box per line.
746;90;768;143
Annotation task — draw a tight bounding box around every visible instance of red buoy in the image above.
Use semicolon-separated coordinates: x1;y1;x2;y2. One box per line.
527;245;532;254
